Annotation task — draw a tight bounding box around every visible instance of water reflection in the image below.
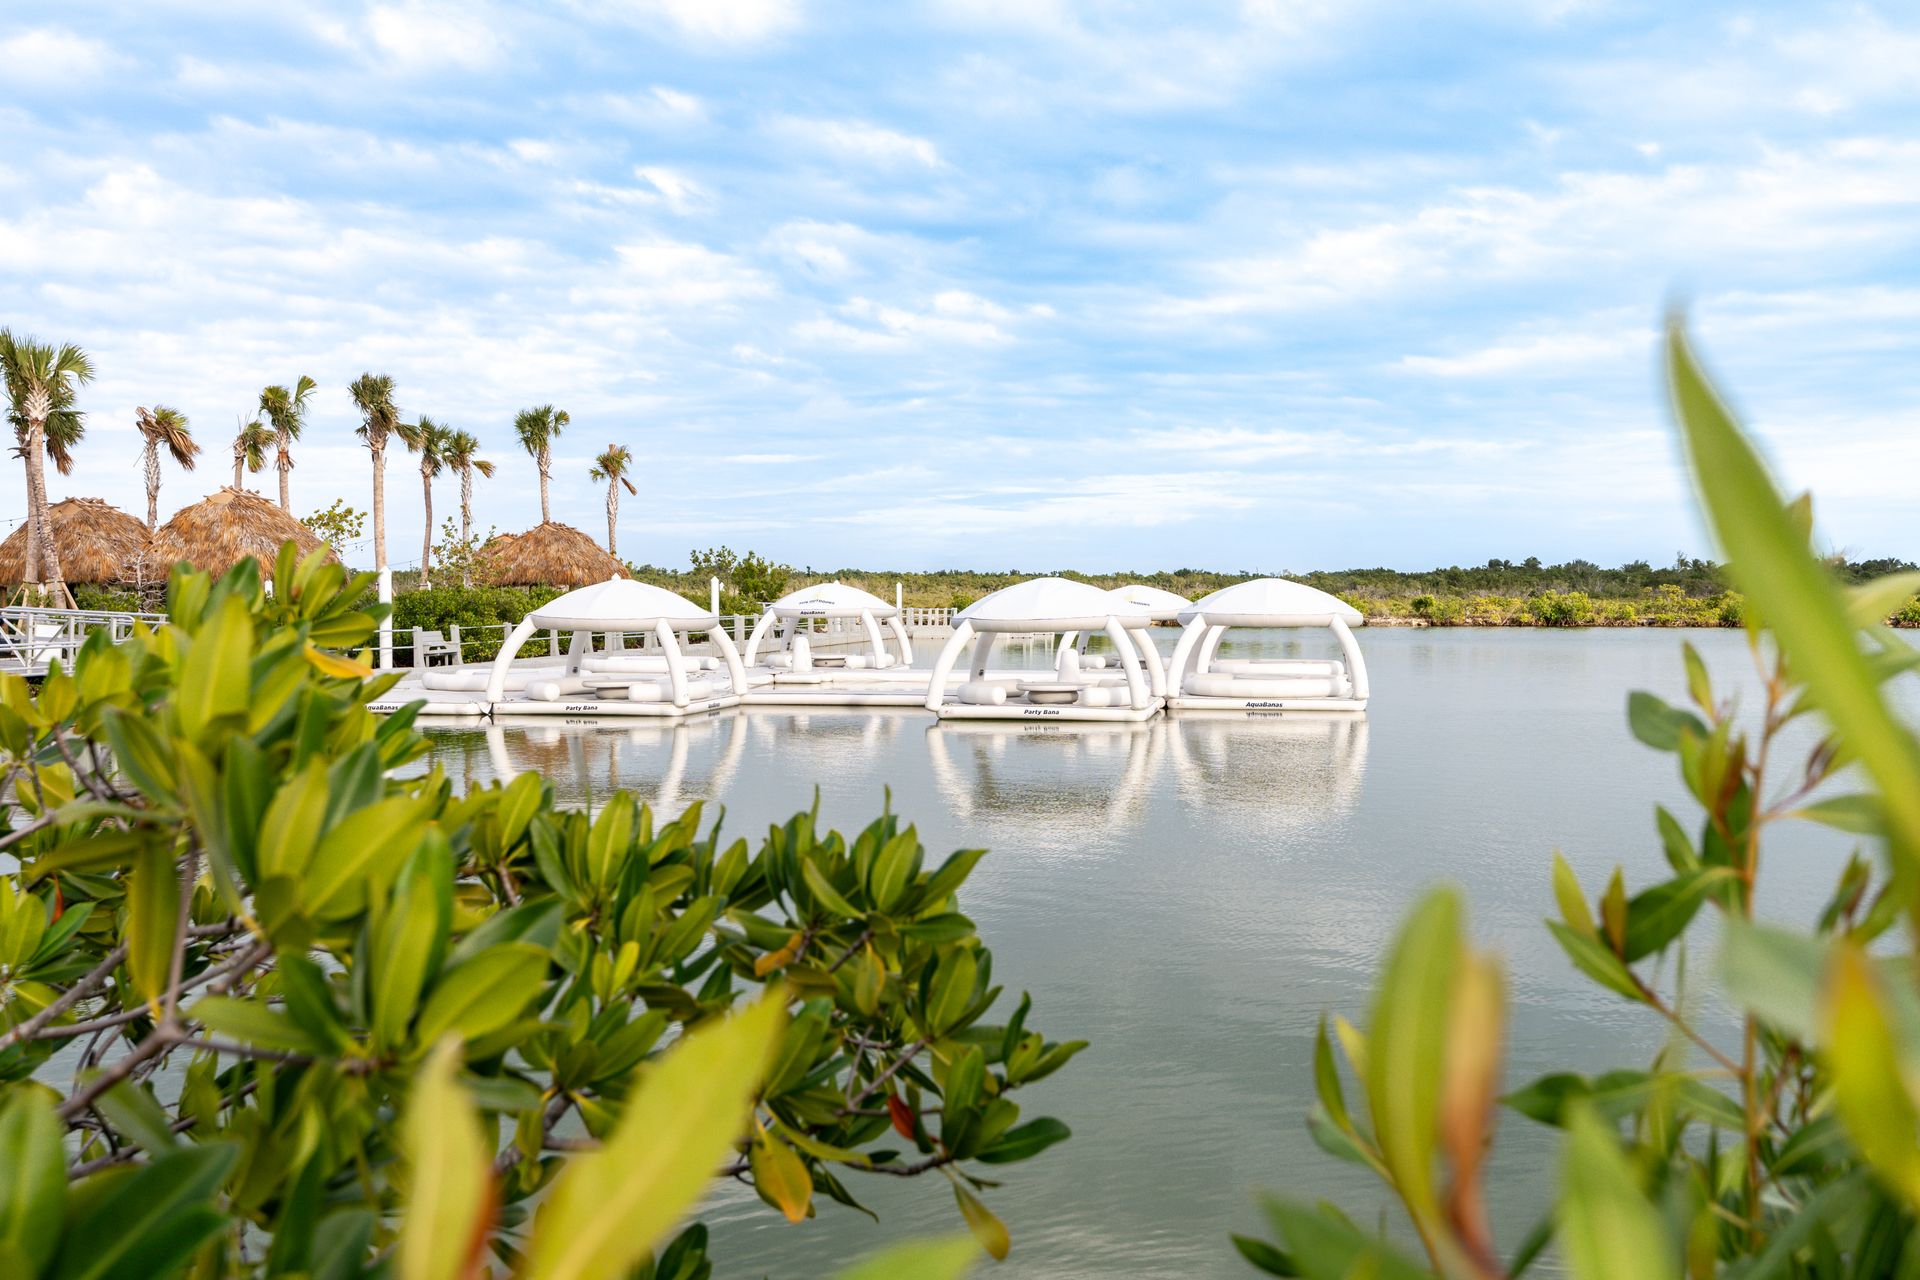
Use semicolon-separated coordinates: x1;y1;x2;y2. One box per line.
1165;712;1369;834
480;712;749;810
925;719;1169;845
437;710;1371;851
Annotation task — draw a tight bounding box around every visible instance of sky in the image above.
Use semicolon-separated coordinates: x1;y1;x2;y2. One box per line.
2;1;1918;574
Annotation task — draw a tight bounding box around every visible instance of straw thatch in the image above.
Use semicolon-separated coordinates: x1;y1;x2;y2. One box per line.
0;498;162;586
155;487;333;582
479;521;625;587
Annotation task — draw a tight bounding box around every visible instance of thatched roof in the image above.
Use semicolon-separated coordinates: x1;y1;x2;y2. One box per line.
0;498;161;585
155;487;333;582
480;521;625;587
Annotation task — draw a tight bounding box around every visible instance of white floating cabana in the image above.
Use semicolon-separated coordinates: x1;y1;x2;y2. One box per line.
743;581;913;672
740;581;941;706
1104;584;1190;621
1166;578;1369;712
925;577;1165;721
482;577;748;717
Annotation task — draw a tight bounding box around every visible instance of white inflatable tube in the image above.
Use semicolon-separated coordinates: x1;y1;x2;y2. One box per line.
1182;673;1349;699
924;620;976;711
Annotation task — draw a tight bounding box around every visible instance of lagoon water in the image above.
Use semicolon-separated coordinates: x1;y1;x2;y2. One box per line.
423;629;1870;1279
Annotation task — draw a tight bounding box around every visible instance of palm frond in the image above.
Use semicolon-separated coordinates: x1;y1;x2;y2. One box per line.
136;405;199;469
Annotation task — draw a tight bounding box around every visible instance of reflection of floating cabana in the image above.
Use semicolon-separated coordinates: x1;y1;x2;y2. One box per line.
479;577;747;717
1167;578;1369;712
484;710;748;811
926;719;1166;839
745;583;912;669
925;577;1164;721
1166;712;1369;832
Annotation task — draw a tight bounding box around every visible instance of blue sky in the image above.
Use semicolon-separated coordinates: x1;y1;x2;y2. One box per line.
4;1;1918;573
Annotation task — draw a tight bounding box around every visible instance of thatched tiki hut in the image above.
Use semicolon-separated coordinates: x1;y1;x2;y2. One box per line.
155;487;334;582
479;521;625;588
0;498;162;589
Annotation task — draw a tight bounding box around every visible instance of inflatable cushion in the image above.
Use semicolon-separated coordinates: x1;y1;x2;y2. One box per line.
958;681;1007;706
1182;673;1349;699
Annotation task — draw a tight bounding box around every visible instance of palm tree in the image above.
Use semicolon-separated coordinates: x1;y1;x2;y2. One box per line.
0;330;94;600
258;375;316;512
589;444;636;557
407;417;449;589
442;429;494;585
513;404;568;523
231;418;272;490
348;373;417;573
135;405;198;530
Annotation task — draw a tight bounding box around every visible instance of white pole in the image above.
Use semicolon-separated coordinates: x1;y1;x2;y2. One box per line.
710;575;720;616
896;582;903;610
377;567;393;669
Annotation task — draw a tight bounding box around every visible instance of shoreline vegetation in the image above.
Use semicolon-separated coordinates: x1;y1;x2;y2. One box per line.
66;550;1920;640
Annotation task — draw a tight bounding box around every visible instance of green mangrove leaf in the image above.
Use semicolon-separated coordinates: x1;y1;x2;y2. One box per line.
1823;945;1920;1208
831;1237;979;1280
1668;318;1920;876
518;994;784;1280
1365;886;1460;1236
1558;1104;1676;1280
398;1040;494;1280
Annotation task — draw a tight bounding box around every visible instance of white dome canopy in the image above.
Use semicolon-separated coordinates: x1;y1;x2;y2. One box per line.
1105;584;1190;621
766;581;899;618
1178;578;1364;627
958;577;1154;632
528;577;718;630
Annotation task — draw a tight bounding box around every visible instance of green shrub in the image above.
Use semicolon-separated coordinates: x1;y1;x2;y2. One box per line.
1238;316;1920;1279
389;584;562;661
1524;589;1594;626
69;583;149;613
0;546;1081;1276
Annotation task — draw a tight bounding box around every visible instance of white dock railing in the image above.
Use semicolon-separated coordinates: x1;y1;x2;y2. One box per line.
0;606;169;676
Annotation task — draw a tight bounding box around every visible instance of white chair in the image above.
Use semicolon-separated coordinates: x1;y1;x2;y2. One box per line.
413;627;463;667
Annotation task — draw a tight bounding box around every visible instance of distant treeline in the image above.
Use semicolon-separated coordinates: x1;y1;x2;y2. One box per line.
619;552;1920;626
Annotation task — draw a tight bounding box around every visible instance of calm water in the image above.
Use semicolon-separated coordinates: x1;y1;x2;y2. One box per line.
423;629;1870;1279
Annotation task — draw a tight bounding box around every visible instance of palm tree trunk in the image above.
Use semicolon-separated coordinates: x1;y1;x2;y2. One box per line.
538;449;551;523
277;447;291;511
143;441;161;530
24;415;63;597
606;482;618;557
371;444;387;570
420;465;434;590
22;458;41;587
232;454;243;489
460;466;473;588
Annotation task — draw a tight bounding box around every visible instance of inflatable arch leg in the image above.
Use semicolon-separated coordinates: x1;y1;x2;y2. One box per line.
485;617;540;704
1166;617;1208;698
743;609;778;665
1332;616;1370;702
1105;616;1149;710
924;620;976;711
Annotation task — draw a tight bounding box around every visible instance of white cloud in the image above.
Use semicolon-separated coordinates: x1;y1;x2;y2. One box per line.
792;293;1018;350
366;0;506;70
572;86;709;128
634;166;704;212
1;28;121;84
1397;327;1651;378
833;471;1262;538
769;117;944;169
1147;138;1920;319
587;0;801;43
